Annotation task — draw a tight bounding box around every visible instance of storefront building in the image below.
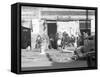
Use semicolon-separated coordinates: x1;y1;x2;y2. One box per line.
21;6;95;49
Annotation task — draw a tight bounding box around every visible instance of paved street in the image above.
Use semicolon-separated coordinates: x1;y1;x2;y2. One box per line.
21;49;52;68
21;48;87;71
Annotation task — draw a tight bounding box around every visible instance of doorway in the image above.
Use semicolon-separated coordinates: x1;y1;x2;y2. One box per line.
47;22;57;37
47;22;57;49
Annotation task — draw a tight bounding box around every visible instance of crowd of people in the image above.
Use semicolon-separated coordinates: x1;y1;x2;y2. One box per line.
48;32;76;50
34;31;89;50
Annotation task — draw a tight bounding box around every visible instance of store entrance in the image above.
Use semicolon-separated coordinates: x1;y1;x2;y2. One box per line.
47;22;57;49
47;22;57;38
